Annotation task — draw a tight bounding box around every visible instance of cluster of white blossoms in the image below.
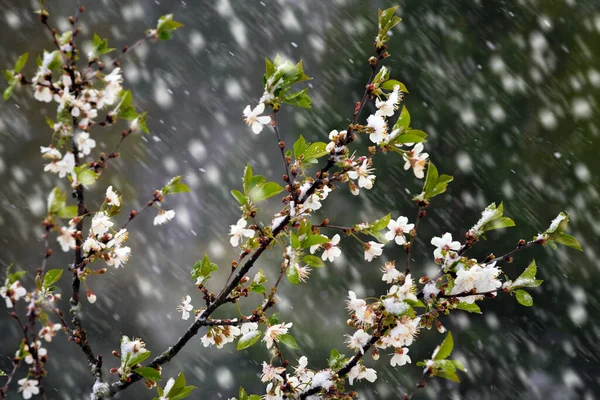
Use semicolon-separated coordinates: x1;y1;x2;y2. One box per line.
325;129;348;162
200;322;258;349
449;262;502;303
346;157;376;195
260;356;336;399
79;187;131;270
0;278;27;308
402;143;429;179
116;336;148;377
41;147;76;179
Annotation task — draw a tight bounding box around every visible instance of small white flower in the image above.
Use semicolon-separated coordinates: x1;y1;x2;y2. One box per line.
382;297;409;315
154;209;176;226
346;329;371;353
347;159;376;190
40;146;61;160
404;143;429;179
34;86;53;103
91;211;114;236
229;218;255;247
17;378;40;399
243;103;271;134
261;362;286;383
303;193;322;211
105;186;120;206
385;216;414;245
346;291;366;312
364;241;384;262
381;261;402;284
263;322;292;349
0;281;27;308
56;152;75;178
366;114;388;144
177;295;193;320
431;232;461;260
82;237;105;254
390;348;411;367
375;85;402;118
57;226;76;252
106;246;131;268
320;234;342;262
106;229;129;248
39;323;62;342
76;131;96;155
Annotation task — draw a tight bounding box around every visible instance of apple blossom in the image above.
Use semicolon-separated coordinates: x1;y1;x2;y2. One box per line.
243;103;271;134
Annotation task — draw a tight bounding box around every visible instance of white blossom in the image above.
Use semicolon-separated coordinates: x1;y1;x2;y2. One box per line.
348;364;377;385
364;241;384;262
34;86;53;103
381;261;402;284
390;348;411;367
56;152;75;178
450;263;502;303
243;103;271;134
366;114;388;144
346;291;366;313
431;232;461;260
263;322;292;349
17;378;39;399
348;158;376;190
91;211;114;236
229;218;255;247
261;362;285;383
40;146;61;160
403;143;429;179
106;246;131;268
57;226;76;252
1;280;27;308
82;237;105;254
375;85;401;118
385;216;414;245
39;323;62;342
177;295;193;320
346;329;371;353
76;131;96;155
154;209;176;226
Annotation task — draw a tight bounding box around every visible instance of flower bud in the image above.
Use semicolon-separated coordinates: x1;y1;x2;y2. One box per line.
368;56;377;65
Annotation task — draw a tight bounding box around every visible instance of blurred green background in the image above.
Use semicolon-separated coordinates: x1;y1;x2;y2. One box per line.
0;0;598;399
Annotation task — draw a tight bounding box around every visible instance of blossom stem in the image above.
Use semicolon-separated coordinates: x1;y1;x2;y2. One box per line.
40;225;51;278
407;370;431;399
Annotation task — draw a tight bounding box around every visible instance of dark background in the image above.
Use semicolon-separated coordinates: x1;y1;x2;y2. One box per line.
0;0;598;399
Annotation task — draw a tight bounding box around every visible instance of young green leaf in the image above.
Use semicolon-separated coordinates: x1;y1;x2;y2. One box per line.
554;233;583;251
230;190;247;206
278;334;298;349
134;367;162;381
286;265;299;285
515;290;533;306
456;302;482;314
43;269;63;291
237;331;261;350
433;332;454;360
303;255;325;268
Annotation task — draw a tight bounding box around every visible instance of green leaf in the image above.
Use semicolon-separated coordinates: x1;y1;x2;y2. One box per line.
243;164;253;195
303;142;328;160
423;161;439;195
74;165;99;186
191;254;218;281
231;190;247;206
394;133;428;145
57;205;78;219
303;255;325;268
515;290;533;307
554;233;583;251
251;284;267;294
293;135;307;159
286;265;299;285
436;370;460;383
162;176;190;194
249;181;284;202
300;235;329;249
134;367;162;381
283;88;312;109
482;217;516;231
393;106;411;130
328;348;346;370
433;332;454;360
156;14;184;41
381;79;408;93
3;70;15;84
237;330;261;350
456;302;482;314
42;269;63;291
127;350;151;368
278;334;298;349
0;369;6;376
3;85;14;101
